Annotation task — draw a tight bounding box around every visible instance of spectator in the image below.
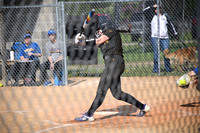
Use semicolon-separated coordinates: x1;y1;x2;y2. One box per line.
40;29;64;86
11;31;31;60
143;4;178;73
11;33;42;86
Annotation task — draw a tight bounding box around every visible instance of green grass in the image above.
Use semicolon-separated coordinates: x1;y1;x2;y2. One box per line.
68;62;187;77
68;35;197;77
121;33;132;43
123;45;155;62
123;64;186;77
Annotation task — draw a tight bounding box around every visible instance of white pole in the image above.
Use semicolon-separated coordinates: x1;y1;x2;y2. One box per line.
182;0;185;48
157;0;160;75
61;1;68;85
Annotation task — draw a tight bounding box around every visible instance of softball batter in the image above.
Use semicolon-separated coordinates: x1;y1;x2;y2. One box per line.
74;20;151;121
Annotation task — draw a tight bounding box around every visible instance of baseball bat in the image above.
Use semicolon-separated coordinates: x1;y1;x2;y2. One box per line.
80;9;95;36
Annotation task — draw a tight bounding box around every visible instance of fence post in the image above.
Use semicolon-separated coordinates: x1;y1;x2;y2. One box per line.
157;0;161;75
197;0;200;91
61;1;68;85
1;42;8;86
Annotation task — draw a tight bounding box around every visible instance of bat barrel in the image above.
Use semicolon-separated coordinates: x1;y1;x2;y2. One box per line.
81;9;95;34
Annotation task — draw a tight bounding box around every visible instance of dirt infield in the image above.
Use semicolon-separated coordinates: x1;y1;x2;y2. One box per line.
0;76;199;133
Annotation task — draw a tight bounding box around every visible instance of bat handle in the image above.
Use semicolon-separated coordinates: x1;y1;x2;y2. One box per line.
79;28;84;37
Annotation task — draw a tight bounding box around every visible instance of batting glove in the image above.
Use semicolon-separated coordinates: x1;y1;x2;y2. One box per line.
75;33;86;45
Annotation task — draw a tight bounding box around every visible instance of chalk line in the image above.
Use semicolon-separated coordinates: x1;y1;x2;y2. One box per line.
1;110;28;114
43;120;61;125
35;123;75;133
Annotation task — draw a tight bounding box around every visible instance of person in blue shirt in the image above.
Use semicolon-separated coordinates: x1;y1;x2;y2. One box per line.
19;35;42;61
11;34;42;86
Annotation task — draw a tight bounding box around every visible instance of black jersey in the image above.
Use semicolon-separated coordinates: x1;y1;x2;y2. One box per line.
99;27;123;58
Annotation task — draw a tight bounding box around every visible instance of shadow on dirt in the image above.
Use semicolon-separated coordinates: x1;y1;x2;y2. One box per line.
68;79;87;86
96;105;151;120
180;102;200;107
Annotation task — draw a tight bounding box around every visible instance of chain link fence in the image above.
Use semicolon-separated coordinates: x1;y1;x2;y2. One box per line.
0;3;66;86
0;0;199;133
0;0;198;86
65;0;197;78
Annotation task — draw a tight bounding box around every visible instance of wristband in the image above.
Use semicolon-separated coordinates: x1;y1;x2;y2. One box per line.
86;38;96;42
193;68;199;75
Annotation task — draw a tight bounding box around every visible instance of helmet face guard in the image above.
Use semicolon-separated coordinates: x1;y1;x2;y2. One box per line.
95;29;103;38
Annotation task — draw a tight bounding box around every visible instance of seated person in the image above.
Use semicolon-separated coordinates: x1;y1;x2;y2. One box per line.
40;29;63;86
11;34;42;86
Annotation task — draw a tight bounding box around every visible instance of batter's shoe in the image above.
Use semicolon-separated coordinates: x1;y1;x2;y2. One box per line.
74;113;94;122
137;104;151;117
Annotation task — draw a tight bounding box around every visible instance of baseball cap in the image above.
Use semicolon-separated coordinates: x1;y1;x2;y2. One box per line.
48;29;56;35
24;34;31;39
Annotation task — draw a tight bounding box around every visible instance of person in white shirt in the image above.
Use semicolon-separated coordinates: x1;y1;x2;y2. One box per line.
143;4;178;73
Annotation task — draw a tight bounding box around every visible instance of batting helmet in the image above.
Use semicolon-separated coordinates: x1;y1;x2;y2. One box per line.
24;34;31;39
48;29;56;35
98;20;114;32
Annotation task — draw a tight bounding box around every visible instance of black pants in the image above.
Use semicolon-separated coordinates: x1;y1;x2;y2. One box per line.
87;55;144;116
11;60;40;82
40;60;63;82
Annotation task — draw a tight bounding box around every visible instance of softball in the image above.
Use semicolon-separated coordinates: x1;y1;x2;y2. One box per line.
0;83;3;87
179;79;186;86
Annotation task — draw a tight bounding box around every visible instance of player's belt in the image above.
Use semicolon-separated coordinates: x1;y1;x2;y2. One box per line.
104;54;123;60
